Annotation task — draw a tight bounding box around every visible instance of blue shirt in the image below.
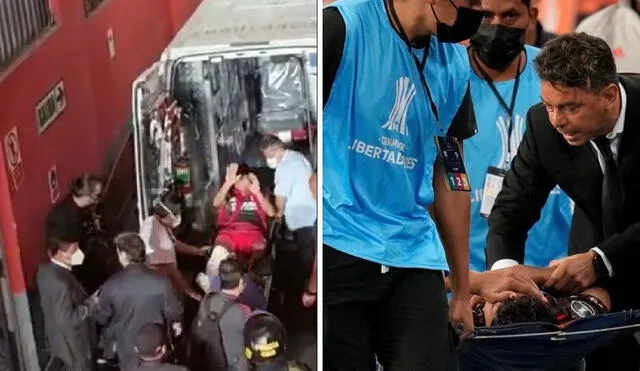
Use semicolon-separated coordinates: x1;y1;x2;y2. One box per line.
274;150;316;231
323;0;471;269
466;46;572;271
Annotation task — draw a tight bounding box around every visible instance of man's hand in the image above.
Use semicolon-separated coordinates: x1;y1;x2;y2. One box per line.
90;288;101;304
449;295;474;340
224;163;241;185
302;291;316;308
172;322;183;337
474;268;546;304
199;246;213;256
544;252;597;294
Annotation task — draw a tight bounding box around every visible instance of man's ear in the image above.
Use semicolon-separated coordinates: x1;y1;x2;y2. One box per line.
529;7;539;25
529;6;540;25
602;83;620;108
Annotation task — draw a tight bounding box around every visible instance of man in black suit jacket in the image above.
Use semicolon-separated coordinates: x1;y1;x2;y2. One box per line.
37;235;99;371
95;232;183;370
485;33;640;370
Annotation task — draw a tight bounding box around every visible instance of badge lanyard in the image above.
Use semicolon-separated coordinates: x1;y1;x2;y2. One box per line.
386;0;444;134
472;52;523;216
386;0;471;192
472;51;523;168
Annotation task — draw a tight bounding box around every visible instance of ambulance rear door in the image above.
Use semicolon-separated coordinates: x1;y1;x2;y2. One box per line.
131;62;169;225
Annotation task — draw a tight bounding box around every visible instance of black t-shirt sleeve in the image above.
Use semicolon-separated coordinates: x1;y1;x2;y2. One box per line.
46;196;83;243
446;83;477;140
323;7;346;108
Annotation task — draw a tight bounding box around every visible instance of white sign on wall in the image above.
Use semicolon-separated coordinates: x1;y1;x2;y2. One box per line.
48;165;59;204
107;27;116;59
35;80;66;134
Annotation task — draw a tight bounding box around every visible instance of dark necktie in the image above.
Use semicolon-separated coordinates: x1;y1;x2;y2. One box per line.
593;136;624;237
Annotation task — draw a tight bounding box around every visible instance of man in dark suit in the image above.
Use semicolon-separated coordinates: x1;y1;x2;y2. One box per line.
95;232;183;370
37;235;100;371
485;32;640;370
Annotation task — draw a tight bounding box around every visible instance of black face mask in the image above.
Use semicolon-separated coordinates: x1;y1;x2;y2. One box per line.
470;23;525;71
432;0;485;43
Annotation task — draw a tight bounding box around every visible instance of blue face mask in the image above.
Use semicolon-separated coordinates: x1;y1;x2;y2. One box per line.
431;0;485;43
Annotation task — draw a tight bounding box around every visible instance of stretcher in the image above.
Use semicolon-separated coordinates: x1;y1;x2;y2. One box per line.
458;310;640;371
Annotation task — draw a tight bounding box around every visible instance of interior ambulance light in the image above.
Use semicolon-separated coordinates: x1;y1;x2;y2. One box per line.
210;56;223;63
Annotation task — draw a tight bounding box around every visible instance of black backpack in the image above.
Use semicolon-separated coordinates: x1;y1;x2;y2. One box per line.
188;293;234;371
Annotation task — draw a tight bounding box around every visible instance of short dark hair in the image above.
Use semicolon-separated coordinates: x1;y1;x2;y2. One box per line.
136;323;167;358
258;135;284;152
114;232;146;263
47;236;76;257
534;33;618;93
70;173;103;197
151;199;182;218
219;257;243;290
493;296;556;326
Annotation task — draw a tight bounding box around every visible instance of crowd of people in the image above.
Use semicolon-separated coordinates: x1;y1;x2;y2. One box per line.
39;135;317;370
323;0;640;370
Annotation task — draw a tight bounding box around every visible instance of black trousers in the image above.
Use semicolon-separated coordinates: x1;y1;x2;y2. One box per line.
294;226;317;265
324;245;456;371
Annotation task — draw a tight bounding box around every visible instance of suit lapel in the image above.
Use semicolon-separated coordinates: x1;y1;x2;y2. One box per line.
52;263;88;297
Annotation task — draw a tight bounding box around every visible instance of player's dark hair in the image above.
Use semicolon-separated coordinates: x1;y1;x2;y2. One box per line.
493;295;556;326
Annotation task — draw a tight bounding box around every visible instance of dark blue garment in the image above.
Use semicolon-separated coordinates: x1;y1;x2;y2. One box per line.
458;311;640;371
210;274;267;311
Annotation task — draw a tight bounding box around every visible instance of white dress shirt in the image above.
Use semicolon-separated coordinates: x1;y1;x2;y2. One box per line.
51;258;71;270
491;84;627;276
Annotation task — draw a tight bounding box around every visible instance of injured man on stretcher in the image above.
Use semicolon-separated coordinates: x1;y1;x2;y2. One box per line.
445;266;612;327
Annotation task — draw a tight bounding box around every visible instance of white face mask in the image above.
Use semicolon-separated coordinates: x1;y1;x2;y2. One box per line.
266;157;278;169
70;249;85;266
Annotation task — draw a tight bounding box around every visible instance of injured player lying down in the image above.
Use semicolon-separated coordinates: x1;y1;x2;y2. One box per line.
446;266;612;327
